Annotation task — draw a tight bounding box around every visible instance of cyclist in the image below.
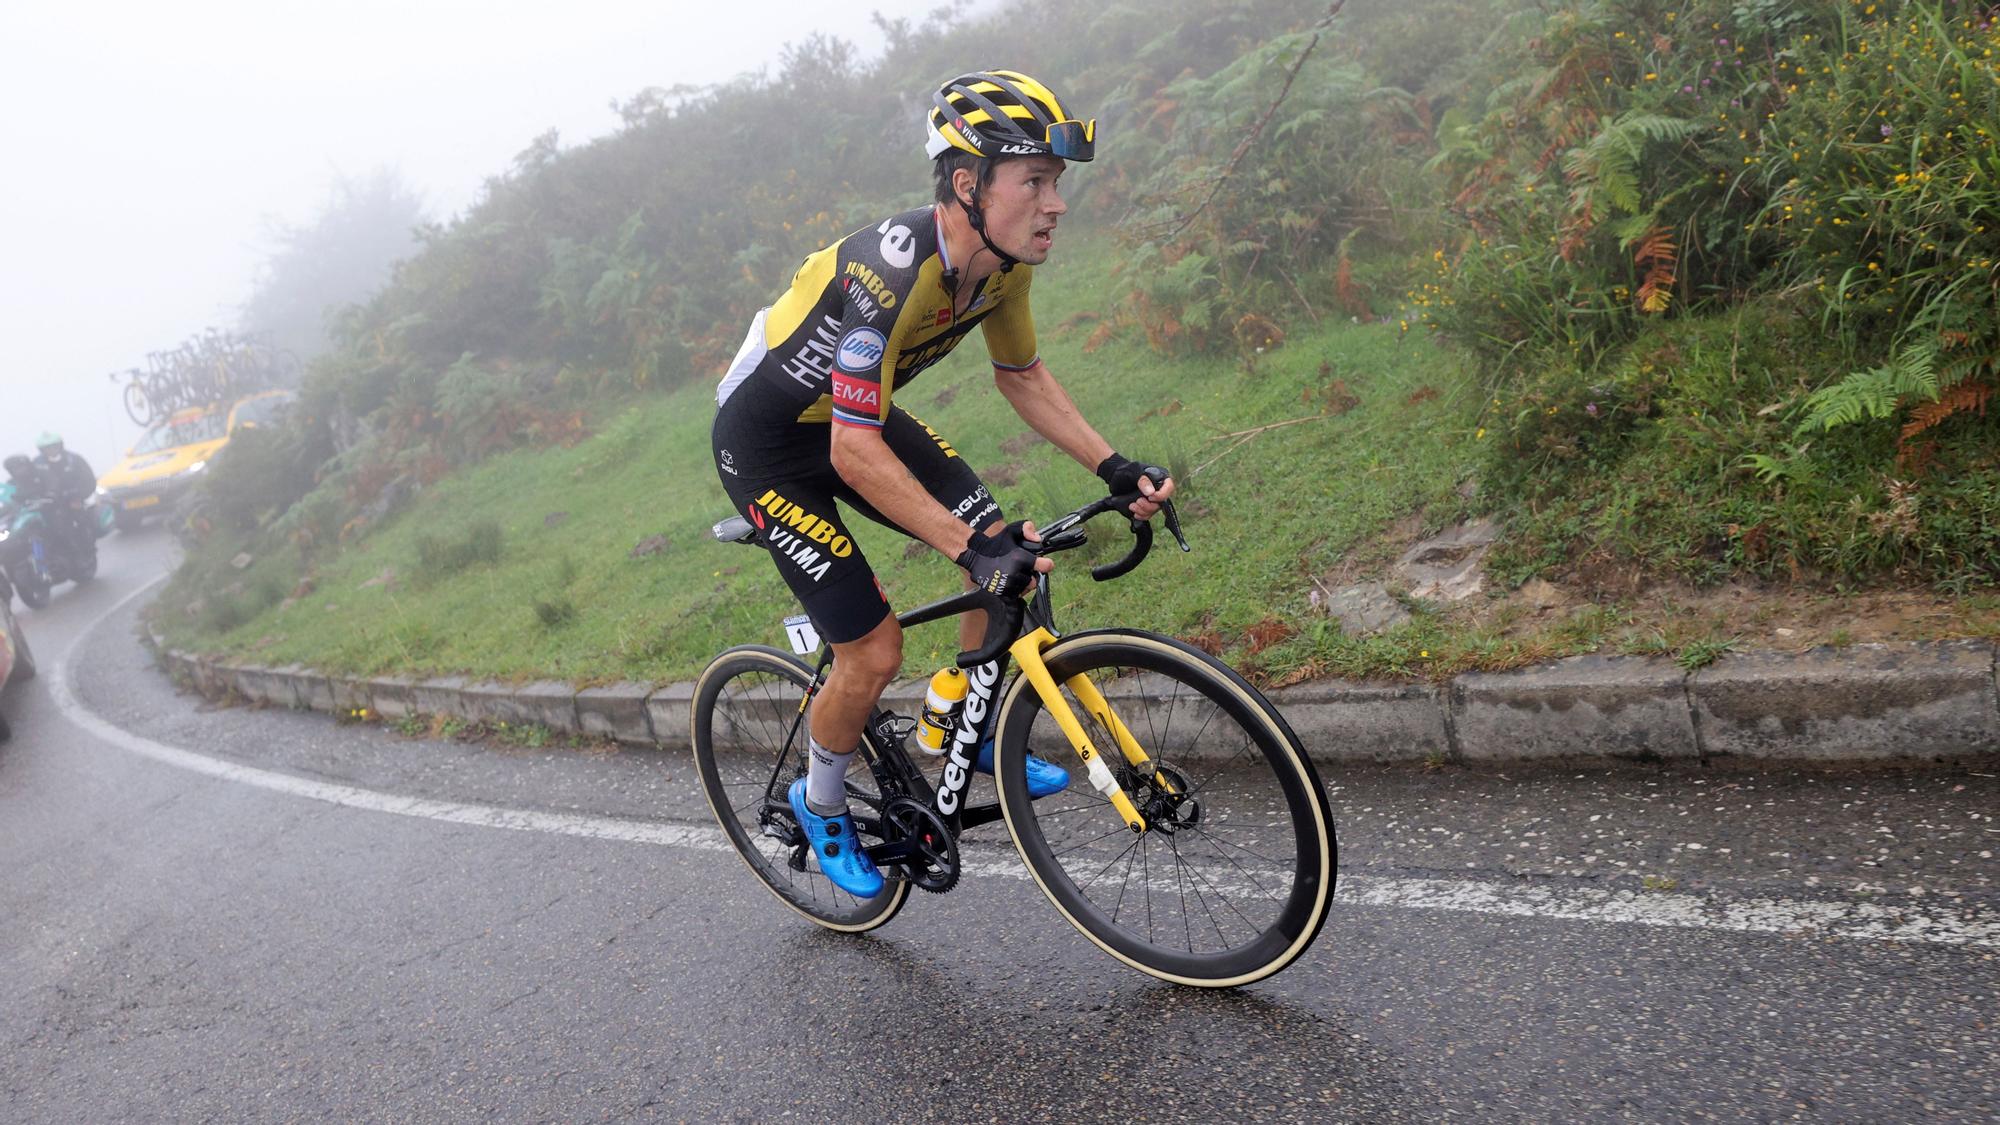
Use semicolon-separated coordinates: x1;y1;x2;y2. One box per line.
31;433;96;558
710;70;1176;898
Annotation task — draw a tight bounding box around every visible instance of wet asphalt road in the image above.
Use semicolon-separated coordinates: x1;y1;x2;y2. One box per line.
1;530;1996;1121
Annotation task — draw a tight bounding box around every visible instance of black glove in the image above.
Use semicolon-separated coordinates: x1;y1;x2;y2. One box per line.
1096;452;1168;499
954;520;1039;598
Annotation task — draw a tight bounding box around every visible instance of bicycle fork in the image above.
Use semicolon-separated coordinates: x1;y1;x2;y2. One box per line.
1008;629;1177;834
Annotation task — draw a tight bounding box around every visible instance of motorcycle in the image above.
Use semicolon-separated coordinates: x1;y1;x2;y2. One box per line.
0;575;33;743
0;485;99;610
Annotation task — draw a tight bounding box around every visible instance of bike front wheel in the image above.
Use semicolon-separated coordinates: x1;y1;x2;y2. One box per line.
122;381;152;427
689;645;908;933
993;629;1336;987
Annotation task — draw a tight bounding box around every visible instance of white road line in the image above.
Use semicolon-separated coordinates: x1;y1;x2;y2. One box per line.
1338;874;1999;949
52;579;2000;951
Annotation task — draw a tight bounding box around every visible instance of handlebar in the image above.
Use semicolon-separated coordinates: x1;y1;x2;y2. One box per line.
955;594;1024;669
953;474;1189;668
716;476;1190;670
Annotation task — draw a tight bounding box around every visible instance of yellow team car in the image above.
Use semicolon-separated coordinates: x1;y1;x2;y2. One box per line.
96;390;296;531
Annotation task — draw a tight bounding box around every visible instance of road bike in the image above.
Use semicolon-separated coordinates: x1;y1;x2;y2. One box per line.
690;489;1337;987
109;330;292;426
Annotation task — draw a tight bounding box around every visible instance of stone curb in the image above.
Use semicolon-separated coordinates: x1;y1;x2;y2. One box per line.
139;638;2000;766
576;682;655;745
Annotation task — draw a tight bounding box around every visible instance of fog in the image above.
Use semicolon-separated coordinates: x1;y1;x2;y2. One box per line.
0;0;941;470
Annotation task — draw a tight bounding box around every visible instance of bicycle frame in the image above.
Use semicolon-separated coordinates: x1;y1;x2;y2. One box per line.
763;566;1166;868
718;483;1188;871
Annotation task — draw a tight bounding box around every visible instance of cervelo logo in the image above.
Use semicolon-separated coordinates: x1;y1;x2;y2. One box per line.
877;219;916;269
836;327;887;372
936;660;1000;815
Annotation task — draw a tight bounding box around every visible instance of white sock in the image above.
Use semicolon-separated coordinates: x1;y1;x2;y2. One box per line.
805;735;853;814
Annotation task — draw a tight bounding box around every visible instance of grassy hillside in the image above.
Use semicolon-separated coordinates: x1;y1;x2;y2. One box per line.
157;245;1480;682
153;0;2000;686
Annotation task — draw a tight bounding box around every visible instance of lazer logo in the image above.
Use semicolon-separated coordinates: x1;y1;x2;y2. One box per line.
752;489;854;583
999;143;1041;155
936;660;1000;815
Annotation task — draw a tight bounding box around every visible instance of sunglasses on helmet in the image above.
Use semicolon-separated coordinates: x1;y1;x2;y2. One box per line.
1043;119;1095;161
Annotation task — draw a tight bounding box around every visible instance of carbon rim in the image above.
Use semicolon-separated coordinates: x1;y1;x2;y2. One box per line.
690;647;908;932
996;633;1335;986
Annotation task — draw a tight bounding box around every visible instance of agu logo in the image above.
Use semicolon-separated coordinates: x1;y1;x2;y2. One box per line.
836;327;887;372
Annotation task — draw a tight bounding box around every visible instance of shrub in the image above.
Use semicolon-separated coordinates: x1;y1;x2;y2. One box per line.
1421;0;1841;367
1760;1;2000;454
413;518;504;585
193;412;334;535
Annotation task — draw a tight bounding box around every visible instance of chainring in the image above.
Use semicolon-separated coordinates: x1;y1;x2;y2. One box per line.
881;796;960;894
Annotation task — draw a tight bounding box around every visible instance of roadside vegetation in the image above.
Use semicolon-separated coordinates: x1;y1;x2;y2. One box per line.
156;246;1482;682
155;0;2000;685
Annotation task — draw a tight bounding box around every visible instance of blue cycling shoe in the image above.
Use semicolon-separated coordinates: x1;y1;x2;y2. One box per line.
975;739;1071;798
787;779;885;899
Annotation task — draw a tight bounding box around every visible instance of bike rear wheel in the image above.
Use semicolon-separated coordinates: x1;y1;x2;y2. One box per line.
994;630;1336;987
690;645;908;932
122;382;152;427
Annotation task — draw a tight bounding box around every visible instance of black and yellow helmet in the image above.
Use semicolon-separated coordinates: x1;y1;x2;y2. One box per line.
925;70;1095;163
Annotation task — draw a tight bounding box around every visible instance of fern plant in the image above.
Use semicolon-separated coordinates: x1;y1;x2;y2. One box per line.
1761;2;2000;454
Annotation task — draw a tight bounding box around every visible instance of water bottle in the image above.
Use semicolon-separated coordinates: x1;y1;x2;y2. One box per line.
914;666;969;756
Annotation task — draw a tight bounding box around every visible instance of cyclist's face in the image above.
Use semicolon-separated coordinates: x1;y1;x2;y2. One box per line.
981;156;1067;265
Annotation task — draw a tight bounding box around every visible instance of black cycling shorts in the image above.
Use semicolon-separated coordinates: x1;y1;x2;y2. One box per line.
711;403;1003;644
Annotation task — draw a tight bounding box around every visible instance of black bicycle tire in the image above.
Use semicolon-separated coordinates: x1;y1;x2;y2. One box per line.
993;629;1336;987
690;645;909;932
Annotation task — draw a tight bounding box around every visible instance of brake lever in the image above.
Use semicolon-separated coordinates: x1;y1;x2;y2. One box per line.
1160;498;1190;552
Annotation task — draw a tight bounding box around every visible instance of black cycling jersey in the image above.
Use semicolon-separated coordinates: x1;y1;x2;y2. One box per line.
715;204;1038;430
712;204;1029;643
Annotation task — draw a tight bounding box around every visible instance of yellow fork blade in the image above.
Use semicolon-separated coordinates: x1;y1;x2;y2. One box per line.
1009;629;1147;832
1059;670;1178;795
